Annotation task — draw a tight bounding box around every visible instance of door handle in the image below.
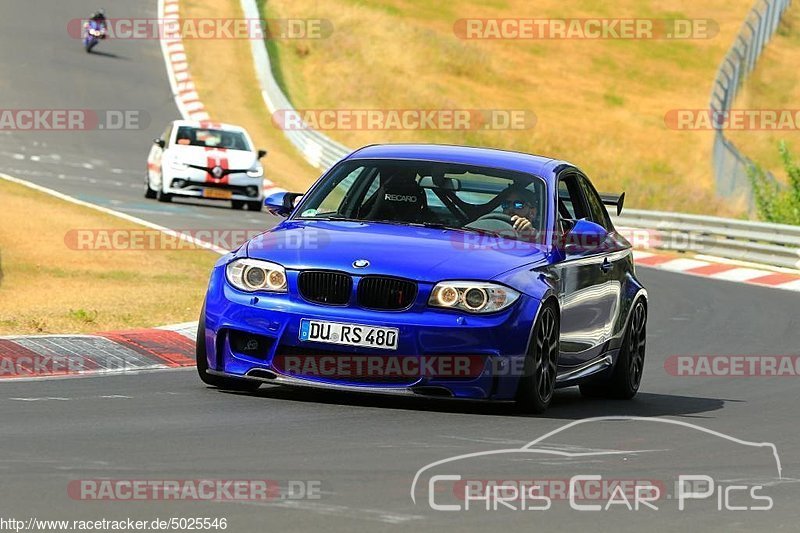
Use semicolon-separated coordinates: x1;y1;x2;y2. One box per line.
600;258;613;273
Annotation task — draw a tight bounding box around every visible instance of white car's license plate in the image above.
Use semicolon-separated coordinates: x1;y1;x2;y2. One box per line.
299;319;398;350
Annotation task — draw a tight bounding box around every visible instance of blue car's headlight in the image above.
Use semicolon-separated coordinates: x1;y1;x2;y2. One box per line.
226;258;287;293
428;281;520;313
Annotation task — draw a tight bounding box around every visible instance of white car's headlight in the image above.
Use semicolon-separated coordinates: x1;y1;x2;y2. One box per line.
247;166;264;178
428;281;520;313
170;160;188;170
226;259;287;293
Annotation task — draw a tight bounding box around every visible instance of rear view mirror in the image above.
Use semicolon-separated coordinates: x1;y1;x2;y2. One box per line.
257;149;267;159
153;138;166;149
563;219;608;254
264;191;303;217
418;176;460;191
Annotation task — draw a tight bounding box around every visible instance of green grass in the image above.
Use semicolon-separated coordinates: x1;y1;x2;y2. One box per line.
259;0;797;216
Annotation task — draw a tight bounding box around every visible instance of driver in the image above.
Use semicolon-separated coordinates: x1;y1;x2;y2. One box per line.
501;187;540;239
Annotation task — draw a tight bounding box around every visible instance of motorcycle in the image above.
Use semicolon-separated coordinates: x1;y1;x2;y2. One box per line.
83;19;107;53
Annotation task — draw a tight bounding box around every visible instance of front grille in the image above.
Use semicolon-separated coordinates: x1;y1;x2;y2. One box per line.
357;276;417;310
298;271;352;305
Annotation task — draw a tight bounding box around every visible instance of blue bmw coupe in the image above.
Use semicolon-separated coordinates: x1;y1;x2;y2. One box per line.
197;144;647;413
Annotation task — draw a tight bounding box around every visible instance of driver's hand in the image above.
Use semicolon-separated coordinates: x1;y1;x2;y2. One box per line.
511;215;533;233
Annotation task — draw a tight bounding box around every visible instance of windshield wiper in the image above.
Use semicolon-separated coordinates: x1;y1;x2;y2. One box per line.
416;222;505;238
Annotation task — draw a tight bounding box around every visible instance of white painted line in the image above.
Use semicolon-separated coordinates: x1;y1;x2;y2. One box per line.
0;172;228;255
775;279;800;291
657;258;710;272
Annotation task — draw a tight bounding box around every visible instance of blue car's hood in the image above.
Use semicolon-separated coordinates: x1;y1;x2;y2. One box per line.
246;220;548;281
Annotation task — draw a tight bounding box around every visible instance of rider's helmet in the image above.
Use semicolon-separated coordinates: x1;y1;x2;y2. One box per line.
91;9;106;20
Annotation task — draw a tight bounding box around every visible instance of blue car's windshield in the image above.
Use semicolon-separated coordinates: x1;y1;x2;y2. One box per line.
294;159;547;242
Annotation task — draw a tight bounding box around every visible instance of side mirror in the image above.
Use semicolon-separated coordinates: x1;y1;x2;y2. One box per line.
153;138;166;149
257;149;267;159
264;191;303;217
562;219;608;255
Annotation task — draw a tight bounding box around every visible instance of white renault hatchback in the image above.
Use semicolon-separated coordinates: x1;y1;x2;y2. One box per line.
146;120;267;210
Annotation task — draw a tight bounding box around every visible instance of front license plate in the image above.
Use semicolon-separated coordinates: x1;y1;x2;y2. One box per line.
299;319;399;350
203;188;232;199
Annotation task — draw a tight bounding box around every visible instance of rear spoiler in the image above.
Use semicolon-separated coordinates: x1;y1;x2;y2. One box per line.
600;192;625;216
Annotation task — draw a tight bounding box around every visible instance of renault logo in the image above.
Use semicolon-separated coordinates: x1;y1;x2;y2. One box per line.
211;166;224;179
353;259;370;268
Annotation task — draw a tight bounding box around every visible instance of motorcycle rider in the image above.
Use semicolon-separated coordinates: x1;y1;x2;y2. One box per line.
86;9;108;36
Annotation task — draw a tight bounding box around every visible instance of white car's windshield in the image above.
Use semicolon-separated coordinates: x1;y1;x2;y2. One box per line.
174;126;251;151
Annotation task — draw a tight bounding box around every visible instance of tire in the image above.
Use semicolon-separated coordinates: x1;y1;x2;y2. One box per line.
231;200;245;210
516;301;560;414
247;201;263;212
144;175;157;199
196;308;262;392
580;299;647;399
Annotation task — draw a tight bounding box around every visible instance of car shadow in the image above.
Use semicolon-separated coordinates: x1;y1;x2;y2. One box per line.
222;385;727;419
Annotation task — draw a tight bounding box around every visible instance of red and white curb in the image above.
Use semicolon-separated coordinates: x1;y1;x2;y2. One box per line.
0;323;198;381
633;250;800;292
157;0;285;197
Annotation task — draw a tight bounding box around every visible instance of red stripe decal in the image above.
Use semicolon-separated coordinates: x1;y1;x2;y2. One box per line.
635;254;675;266
685;263;738;276
748;272;800;286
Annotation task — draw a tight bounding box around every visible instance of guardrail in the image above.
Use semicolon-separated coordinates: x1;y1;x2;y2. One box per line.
613;209;800;269
710;0;792;198
241;0;349;170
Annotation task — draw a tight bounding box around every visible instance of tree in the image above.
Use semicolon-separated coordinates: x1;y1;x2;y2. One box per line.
748;141;800;225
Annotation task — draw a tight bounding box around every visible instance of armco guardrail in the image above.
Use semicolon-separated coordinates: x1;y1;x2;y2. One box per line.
241;0;349;170
613;210;800;269
240;0;799;271
710;0;792;198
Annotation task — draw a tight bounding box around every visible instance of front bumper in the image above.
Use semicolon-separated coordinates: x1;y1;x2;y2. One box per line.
202;265;541;400
165;172;263;201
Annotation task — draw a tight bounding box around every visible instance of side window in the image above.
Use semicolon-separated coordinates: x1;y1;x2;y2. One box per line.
557;174;589;222
313;166;366;214
578;176;613;230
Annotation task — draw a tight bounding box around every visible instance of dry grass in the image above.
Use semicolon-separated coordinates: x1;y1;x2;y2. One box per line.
0;179;219;335
181;0;319;192
261;0;777;215
726;6;800;183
